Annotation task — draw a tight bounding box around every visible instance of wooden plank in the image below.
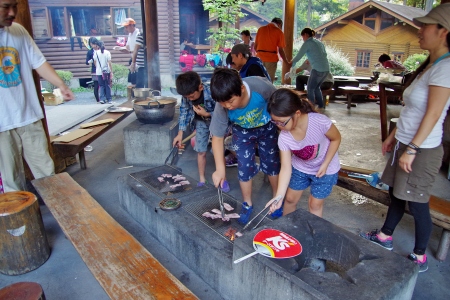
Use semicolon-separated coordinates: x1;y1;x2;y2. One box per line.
338;170;450;229
32;173;198;300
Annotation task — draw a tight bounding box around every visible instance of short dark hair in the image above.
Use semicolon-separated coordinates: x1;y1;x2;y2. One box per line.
271;18;283;27
378;54;391;63
268;89;315;116
176;71;201;96
210;68;243;102
301;27;315;37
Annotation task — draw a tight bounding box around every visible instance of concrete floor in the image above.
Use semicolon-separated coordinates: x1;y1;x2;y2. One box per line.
0;96;449;299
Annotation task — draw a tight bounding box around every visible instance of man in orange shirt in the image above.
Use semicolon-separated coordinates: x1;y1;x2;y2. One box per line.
254;18;289;83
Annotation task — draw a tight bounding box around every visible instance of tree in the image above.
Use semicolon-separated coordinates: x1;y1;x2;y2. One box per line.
203;0;246;50
243;0;348;37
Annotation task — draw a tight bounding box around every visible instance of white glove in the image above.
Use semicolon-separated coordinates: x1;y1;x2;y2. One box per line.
284;72;290;80
290;67;296;79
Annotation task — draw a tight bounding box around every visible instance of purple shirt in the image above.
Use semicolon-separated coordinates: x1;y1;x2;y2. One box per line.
278;113;340;175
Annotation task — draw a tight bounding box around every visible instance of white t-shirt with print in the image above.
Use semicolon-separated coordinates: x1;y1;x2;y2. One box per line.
0;23;46;132
94;50;111;76
396;58;450;148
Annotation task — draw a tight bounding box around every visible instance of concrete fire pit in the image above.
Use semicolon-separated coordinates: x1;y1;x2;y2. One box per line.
118;168;418;300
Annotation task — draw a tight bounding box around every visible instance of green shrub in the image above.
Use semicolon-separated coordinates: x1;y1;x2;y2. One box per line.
47;70;73;91
325;44;354;76
111;63;129;97
403;53;428;72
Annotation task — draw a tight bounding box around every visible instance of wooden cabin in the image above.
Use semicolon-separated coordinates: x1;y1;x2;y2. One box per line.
315;0;427;77
209;5;270;36
29;0;208;86
29;1;271;86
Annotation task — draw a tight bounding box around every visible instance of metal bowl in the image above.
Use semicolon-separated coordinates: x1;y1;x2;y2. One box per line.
133;89;161;99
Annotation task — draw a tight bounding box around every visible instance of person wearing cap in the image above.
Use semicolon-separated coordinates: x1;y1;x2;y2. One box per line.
116;18;140;86
254;17;289;83
230;44;271;81
360;3;450;273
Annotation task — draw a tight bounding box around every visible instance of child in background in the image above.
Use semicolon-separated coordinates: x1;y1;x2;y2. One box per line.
173;71;230;192
266;88;341;218
209;68;280;224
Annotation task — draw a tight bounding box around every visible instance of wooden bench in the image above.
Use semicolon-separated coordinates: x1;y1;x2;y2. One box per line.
32;172;198;300
51;101;134;170
338;165;450;261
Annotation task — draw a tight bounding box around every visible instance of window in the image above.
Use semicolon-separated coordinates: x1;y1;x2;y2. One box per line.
392;53;404;63
49;8;66;37
31;6;141;38
356;51;371;68
363;9;377;30
380;12;394;31
67;7;111;36
31;8;50;39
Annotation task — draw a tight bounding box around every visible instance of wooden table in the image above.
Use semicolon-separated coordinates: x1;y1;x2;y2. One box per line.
187;44;212;54
379;82;403;141
337;86;382;109
52;101;134;169
338;84;403;141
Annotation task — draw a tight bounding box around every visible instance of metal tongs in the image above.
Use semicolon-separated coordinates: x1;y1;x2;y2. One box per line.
242;195;283;231
217;187;225;219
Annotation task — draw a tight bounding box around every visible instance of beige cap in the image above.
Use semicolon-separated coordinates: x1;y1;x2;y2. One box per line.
122;18;136;26
413;3;450;31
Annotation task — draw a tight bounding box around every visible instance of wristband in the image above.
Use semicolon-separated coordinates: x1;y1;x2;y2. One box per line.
408;142;421;154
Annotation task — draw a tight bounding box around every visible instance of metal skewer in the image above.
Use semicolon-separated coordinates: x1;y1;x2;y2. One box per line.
217;187;225;219
240;195;283;232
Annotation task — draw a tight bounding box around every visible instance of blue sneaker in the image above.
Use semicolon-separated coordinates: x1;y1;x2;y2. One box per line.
221;180;230;193
359;229;393;250
197;181;208;187
270;205;283;219
237;202;253;225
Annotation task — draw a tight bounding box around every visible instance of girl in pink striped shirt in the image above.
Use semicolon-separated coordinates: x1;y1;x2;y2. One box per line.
266;89;341;218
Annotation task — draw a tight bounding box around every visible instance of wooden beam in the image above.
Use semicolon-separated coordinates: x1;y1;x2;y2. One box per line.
282;0;295;84
144;0;161;90
16;0;53;161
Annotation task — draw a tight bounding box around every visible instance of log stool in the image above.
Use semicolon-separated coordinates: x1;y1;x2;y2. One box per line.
0;282;46;300
0;192;50;275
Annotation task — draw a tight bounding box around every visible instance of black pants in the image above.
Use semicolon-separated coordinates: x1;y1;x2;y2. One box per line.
381;187;432;255
135;67;148;88
296;75;333;91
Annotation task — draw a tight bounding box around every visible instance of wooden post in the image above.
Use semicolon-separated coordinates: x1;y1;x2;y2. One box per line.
144;0;161;90
0;282;46;300
282;0;295;84
0;192;50;275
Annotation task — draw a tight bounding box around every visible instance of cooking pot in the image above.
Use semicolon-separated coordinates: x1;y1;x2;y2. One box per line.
133;88;161;99
133;96;177;124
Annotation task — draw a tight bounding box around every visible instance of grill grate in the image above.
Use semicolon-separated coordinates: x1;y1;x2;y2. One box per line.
129;165;209;198
183;194;272;244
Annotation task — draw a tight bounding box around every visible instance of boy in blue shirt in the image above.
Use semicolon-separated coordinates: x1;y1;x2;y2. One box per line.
173;71;230;192
209;68;280;224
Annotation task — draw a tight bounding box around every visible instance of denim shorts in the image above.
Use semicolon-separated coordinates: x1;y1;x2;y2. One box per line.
232;122;280;182
289;167;338;199
193;120;210;153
